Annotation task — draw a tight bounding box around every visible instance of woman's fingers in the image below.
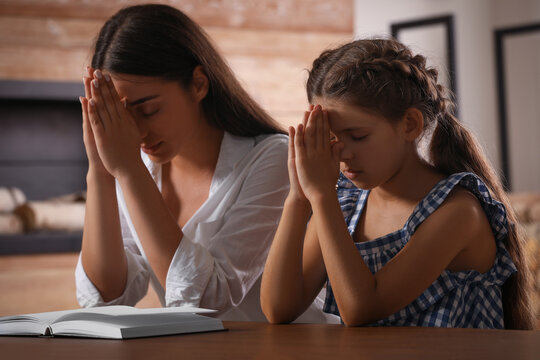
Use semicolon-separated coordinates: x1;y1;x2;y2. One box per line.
90;73;116;129
87;98;104;133
94;70;122;122
83;66;95;100
80;96;90;137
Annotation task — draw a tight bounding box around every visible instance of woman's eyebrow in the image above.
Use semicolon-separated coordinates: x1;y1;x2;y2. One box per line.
128;94;160;106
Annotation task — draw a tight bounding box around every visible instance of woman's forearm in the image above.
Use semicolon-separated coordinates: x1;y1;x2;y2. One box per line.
81;169;128;301
116;161;184;289
261;195;312;323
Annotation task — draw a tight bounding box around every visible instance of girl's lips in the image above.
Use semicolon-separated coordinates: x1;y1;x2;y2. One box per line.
343;169;362;180
141;141;163;155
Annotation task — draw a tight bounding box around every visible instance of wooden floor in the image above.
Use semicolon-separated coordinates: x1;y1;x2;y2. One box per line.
0;252;161;316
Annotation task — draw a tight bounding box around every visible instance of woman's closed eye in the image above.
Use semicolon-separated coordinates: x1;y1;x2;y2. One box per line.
136;105;160;118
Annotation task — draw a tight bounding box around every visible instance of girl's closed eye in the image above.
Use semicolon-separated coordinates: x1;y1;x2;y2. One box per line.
350;134;369;141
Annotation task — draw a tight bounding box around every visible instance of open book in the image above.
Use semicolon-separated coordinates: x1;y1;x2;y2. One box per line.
0;305;225;339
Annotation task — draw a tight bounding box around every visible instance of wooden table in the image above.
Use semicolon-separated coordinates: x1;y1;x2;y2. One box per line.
2;321;540;359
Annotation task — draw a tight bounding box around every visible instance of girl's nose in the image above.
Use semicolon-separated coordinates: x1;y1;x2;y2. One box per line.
339;144;354;161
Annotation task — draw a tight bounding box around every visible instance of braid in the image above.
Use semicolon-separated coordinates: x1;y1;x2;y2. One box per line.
306;38;535;329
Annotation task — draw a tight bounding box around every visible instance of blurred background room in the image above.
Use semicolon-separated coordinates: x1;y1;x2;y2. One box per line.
0;0;538;325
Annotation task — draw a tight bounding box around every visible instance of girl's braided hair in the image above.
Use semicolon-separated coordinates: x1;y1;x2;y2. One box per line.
307;38;535;329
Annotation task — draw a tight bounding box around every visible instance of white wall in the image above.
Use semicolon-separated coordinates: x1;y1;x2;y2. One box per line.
354;0;540;191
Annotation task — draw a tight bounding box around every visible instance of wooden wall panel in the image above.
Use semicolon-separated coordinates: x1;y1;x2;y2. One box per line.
0;1;353;126
0;0;352;33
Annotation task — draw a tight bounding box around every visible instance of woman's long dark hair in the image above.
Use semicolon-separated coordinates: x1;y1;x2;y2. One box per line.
306;38;535;329
91;4;284;136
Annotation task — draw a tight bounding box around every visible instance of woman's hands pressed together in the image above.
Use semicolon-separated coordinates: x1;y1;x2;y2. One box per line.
80;68;143;180
80;67;110;178
292;105;343;203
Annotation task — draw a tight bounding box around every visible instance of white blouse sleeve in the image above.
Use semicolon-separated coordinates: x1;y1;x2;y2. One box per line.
74;203;152;307
164;137;289;314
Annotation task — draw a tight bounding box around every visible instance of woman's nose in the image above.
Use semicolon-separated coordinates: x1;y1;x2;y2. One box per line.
134;118;149;139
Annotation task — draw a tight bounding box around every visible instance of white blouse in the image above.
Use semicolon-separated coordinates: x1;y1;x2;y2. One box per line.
75;132;338;323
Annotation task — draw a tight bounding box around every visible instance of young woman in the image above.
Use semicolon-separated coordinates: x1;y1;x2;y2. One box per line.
75;4;328;322
261;38;535;329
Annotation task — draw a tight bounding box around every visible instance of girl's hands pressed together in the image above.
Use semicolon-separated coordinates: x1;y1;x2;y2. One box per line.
86;69;143;179
286;108;312;204
294;105;343;202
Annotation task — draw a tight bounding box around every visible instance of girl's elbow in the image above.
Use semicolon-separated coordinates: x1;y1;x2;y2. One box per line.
340;315;367;327
260;299;297;324
264;311;294;325
338;305;379;327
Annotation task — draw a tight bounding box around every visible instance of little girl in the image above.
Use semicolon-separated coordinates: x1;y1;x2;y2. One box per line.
260;39;535;329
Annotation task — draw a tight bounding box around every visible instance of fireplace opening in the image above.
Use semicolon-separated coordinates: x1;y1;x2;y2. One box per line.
0;80;87;254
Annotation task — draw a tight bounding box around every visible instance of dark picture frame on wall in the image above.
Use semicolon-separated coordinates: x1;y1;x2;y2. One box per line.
390;15;457;114
495;22;540;191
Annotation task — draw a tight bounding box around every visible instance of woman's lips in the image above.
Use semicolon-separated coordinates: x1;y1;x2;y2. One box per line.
141;141;163;155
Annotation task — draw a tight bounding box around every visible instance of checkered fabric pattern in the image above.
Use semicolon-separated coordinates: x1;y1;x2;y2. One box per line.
323;172;517;328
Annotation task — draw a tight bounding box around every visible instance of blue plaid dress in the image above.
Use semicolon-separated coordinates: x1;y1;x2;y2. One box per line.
323;172;517;328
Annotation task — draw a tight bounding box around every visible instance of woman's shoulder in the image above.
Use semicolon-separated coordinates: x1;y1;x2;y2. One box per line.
223;132;288;172
248;133;288;159
253;133;288;148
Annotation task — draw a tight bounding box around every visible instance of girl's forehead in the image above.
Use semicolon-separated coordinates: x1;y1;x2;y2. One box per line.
313;99;381;130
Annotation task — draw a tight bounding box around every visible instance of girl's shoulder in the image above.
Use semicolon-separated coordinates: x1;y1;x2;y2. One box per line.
408;172;509;241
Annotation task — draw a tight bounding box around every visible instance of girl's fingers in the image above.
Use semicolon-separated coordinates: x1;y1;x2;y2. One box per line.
304;107;318;150
316;107;325;151
288;126;296;160
322;110;330;150
303;109;310;128
294;124;305;159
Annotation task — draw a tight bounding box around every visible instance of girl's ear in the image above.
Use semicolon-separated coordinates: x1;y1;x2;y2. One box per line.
191;65;209;102
401;108;424;141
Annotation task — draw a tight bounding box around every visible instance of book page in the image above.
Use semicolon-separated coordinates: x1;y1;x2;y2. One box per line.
50;312;224;339
53;305;216;323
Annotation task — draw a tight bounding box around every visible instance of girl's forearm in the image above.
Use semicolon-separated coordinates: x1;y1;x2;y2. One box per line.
310;192;378;326
81;170;128;301
261;195;311;323
116;161;183;288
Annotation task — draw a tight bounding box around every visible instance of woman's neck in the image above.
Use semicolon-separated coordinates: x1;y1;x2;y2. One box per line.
169;124;224;177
